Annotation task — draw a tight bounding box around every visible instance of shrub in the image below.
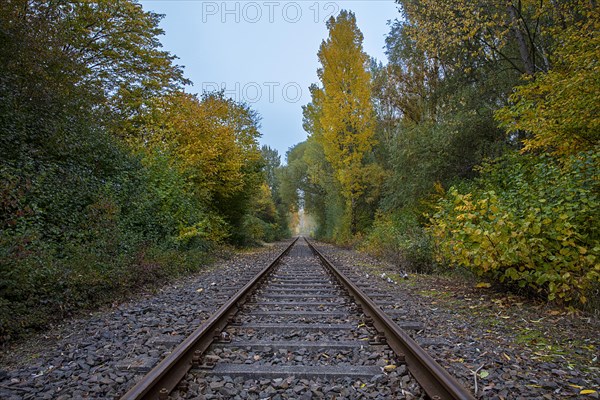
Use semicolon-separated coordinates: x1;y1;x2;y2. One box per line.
361;210;434;273
429;150;600;303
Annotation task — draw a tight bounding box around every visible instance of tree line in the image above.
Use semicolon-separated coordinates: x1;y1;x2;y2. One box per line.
281;2;598;306
0;1;289;341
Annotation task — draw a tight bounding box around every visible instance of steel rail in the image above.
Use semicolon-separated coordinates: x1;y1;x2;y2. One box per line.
120;237;299;400
305;237;475;400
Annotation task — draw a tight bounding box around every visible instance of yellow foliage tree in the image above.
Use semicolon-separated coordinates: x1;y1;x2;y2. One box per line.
140;91;261;202
496;6;599;155
316;10;379;235
397;0;594;76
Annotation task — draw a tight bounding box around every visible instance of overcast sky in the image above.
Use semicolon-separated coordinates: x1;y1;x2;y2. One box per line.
139;1;401;161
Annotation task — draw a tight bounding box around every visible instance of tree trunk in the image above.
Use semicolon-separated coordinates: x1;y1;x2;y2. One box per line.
350;197;357;235
507;4;535;75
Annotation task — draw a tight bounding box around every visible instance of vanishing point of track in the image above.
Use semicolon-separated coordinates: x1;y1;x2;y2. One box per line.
121;237;474;400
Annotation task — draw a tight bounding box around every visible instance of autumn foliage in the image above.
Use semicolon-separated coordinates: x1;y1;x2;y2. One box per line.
430;152;599;303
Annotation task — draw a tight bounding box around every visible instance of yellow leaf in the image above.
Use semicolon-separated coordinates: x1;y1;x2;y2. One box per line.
580;389;598;395
569;384;584;389
476;282;491;288
383;365;397;372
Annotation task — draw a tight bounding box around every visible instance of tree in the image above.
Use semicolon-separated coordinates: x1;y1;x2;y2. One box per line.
261;145;281;193
278;139;344;239
279;142;309;215
140;92;245;201
61;0;189;139
374;16;509;211
259;145;291;240
315;10;380;236
0;0;283;340
496;5;599;156
137;90;264;237
0;0;198;340
398;0;546;75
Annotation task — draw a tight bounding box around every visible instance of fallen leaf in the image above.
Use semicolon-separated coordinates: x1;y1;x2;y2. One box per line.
479;370;489;378
580;390;598;395
476;282;491;288
569;384;584;389
196;288;203;293
383;365;396;372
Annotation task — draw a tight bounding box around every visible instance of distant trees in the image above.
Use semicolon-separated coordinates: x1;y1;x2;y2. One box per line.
292;11;384;241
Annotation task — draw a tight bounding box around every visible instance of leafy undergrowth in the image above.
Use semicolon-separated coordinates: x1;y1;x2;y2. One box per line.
0;245;217;344
429;151;599;306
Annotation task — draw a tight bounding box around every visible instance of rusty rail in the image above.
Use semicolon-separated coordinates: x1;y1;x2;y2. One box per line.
305;237;475;400
120;237;298;400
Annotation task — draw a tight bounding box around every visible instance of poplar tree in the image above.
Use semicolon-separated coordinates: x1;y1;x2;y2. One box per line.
316;10;377;236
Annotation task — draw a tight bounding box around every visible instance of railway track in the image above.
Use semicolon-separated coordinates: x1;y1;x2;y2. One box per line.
122;238;474;400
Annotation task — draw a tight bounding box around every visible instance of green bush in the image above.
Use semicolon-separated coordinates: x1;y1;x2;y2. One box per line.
429;150;600;304
235;214;285;246
361;209;434;273
0;150;219;342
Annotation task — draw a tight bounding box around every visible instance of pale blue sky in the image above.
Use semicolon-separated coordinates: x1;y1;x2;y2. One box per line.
139;1;401;160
